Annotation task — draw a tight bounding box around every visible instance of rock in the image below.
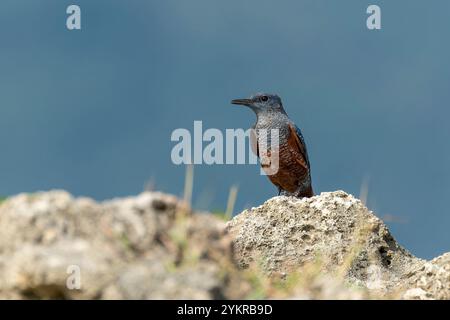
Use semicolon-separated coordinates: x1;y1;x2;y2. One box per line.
1;240;118;299
0;190;249;299
0;189;448;299
226;191;448;298
402;288;430;300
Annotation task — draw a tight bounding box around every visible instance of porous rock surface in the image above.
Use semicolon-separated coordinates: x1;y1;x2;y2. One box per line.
0;190;448;299
0;191;245;299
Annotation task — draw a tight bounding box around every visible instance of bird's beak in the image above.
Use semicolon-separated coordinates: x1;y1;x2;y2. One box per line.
231;98;252;107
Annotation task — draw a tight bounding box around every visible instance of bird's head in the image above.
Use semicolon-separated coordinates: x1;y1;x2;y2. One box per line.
231;93;284;114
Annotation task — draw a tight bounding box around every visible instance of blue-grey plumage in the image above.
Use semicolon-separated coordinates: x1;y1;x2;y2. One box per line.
231;93;314;198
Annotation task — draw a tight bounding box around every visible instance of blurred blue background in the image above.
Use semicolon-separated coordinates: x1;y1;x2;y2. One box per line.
0;0;449;259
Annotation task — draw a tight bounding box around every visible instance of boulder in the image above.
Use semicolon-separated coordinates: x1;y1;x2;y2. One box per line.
0;190;247;299
226;191;448;298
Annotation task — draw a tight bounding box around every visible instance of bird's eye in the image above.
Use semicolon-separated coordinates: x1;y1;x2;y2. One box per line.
260;96;269;102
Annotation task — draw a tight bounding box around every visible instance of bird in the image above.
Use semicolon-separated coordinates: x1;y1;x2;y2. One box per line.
231;93;313;198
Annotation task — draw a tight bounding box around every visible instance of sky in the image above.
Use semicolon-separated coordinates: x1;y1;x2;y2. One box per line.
0;0;449;259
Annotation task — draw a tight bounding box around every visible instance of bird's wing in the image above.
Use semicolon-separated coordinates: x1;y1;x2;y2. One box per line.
287;123;310;170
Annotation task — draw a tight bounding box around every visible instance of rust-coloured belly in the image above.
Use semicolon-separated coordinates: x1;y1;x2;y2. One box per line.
262;144;309;193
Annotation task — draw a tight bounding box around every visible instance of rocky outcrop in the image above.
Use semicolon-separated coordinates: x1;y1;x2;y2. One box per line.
226;191;449;299
0;190;448;299
0;191;248;299
401;253;450;300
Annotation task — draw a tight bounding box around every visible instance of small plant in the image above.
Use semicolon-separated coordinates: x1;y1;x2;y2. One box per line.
225;185;239;220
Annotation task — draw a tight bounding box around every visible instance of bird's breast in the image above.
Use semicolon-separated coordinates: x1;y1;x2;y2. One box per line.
253;124;310;193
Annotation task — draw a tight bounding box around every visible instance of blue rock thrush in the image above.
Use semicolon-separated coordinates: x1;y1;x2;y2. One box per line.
231;93;314;198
